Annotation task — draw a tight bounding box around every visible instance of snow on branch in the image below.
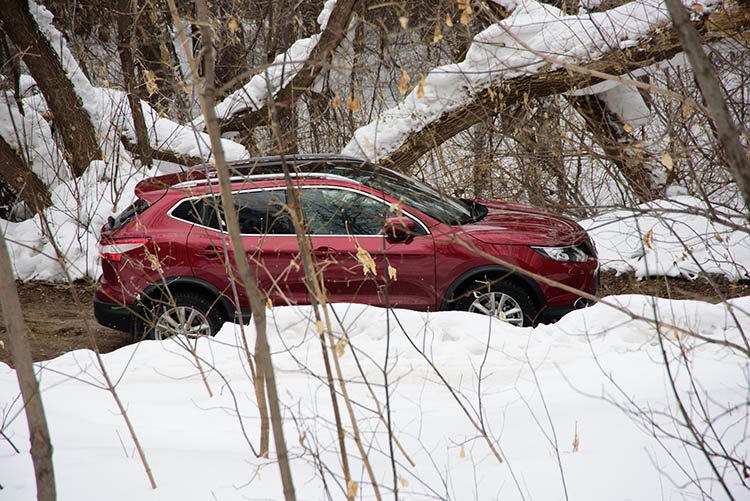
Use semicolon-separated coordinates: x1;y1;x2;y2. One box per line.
342;0;722;164
206;0;348;129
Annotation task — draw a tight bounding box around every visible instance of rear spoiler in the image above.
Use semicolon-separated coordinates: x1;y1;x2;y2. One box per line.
134;171;207;202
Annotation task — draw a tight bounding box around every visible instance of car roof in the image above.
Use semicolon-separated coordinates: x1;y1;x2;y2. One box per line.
134;154;376;199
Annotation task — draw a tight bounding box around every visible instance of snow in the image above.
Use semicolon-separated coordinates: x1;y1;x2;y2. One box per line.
580;195;750;280
2;297;749;499
0;1;249;281
342;0;712;162
204;0;340;125
1;2;748;496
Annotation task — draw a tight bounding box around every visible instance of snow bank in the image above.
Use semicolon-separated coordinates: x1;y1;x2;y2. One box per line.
1;297;748;499
582;195;750;280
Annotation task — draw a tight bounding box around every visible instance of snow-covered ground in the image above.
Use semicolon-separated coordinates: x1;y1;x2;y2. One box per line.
2;297;749;499
1;1;749;498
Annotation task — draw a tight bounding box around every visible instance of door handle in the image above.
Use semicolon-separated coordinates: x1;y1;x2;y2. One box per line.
315;246;336;257
196;246;222;258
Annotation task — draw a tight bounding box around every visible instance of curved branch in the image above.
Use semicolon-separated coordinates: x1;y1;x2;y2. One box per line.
218;0;360;134
371;4;750;172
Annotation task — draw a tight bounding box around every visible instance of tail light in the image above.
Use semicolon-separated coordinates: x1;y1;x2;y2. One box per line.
99;238;150;262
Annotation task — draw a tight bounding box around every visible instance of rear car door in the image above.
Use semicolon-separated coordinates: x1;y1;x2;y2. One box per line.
177;189;308;311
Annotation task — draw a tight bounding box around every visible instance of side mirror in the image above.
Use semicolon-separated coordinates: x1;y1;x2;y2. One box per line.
384;216;415;241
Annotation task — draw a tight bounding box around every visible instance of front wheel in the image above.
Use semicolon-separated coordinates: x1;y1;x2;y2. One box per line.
456;280;538;327
146;292;223;340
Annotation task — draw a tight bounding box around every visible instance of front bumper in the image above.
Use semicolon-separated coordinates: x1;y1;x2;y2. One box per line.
93;296;137;333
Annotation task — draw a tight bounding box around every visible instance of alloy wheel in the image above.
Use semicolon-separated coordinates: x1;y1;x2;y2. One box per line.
468;292;525;327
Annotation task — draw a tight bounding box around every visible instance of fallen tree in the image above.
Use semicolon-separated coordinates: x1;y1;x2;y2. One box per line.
343;1;750;194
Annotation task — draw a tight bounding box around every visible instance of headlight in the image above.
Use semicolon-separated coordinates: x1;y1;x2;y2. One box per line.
531;245;588;262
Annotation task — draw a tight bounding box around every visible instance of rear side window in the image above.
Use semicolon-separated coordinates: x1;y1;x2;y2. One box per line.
235;191;292;234
171;191;292;234
109;198;150;231
172;197;221;229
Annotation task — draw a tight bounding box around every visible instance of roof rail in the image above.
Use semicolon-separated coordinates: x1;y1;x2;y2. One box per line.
172;172;357;190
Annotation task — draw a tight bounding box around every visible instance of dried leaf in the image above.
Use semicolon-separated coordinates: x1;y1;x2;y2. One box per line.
398;69;411;95
347;481;359;498
399;16;409;29
346;94;360;112
433;23;443;43
266;297;273;310
416;74;425;99
623;123;633;134
388;265;397;281
356;247;377;276
459;444;466;458
228;18;240;34
299;431;306;445
446;13;453;27
682;103;694;118
334;337;348;357
389;199;404;216
460;9;470;25
661;152;674;170
144;69;159;96
315;320;324;334
332;91;342;109
572;432;580;452
692;2;704;12
643;228;654;250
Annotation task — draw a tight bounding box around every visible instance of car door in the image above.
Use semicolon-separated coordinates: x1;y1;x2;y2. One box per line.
299;186;437;310
181;189;309;311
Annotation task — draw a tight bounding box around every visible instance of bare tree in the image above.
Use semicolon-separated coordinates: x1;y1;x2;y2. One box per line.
0;135;51;214
0;231;56;501
664;0;750;213
0;0;102;178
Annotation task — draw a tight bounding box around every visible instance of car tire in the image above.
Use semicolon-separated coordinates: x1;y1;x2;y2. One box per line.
145;292;223;340
456;279;538;327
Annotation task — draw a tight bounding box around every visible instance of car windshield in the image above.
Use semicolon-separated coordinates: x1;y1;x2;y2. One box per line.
323;162;476;225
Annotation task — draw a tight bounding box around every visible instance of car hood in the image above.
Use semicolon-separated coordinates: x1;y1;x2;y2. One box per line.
458;200;587;246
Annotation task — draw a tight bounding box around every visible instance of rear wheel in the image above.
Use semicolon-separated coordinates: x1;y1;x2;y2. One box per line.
146;292;223;340
456;279;538;327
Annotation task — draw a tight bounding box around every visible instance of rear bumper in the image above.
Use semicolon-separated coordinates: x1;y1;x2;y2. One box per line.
94;297;136;333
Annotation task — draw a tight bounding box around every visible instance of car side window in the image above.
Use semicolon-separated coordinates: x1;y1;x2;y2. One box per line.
172;197;221;229
301;188;386;235
234;190;292;234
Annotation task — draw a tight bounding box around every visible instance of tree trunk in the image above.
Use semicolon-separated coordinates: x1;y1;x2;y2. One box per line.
664;0;750;214
0;135;51;214
569;94;663;202
264;0;299;155
134;0;174;113
168;0;296;496
219;0;360;134
1;0;102;178
0;231;56;501
116;0;153;168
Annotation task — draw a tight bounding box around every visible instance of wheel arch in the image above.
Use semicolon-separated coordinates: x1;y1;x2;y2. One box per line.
140;276;235;323
440;265;545;311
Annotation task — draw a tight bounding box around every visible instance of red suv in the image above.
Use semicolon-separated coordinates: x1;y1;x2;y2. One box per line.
94;155;598;339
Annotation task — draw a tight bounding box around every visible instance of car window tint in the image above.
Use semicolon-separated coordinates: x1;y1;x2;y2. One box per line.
235;190;292;234
172;197;221;229
301;188;385;235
